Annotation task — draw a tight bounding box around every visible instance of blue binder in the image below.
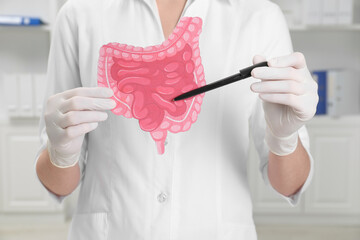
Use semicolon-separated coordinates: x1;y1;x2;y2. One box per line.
0;15;44;26
312;71;327;115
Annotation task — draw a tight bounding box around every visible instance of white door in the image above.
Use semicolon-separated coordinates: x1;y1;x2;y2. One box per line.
0;122;62;212
306;120;360;214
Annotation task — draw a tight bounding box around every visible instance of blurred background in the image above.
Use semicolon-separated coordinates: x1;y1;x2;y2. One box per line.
0;0;359;239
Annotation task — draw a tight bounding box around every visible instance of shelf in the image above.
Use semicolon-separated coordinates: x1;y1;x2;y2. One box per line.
289;24;360;31
309;115;360;126
4;25;360;33
1;24;359;33
0;25;50;32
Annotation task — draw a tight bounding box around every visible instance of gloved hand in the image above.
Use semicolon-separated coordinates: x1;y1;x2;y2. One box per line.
250;53;319;156
44;87;116;168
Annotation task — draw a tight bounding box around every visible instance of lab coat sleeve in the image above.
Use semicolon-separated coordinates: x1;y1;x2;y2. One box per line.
33;1;87;204
249;3;314;207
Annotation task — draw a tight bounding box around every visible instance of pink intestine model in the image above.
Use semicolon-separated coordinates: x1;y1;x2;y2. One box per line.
97;17;206;154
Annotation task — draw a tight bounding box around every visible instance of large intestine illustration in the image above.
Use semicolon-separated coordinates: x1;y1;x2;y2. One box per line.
97;17;206;154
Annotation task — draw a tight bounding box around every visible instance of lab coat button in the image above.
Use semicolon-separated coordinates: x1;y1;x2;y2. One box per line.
157;192;168;203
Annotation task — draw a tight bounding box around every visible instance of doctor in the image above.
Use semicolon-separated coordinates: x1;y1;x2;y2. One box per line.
35;0;318;239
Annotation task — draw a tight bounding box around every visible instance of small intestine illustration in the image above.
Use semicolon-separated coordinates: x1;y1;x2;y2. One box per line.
97;17;206;154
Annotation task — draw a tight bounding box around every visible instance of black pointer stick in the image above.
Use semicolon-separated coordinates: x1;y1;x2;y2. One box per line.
173;61;268;101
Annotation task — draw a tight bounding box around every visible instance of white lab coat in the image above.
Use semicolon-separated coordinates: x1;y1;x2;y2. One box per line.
35;0;314;239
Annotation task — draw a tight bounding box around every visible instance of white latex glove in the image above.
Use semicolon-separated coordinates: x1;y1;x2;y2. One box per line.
250;53;319;156
44;87;116;168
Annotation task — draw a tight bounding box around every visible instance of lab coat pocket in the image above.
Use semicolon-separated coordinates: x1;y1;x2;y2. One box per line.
68;212;108;240
220;223;257;240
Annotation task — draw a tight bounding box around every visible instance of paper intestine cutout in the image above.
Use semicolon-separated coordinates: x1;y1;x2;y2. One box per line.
97;17;206;154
